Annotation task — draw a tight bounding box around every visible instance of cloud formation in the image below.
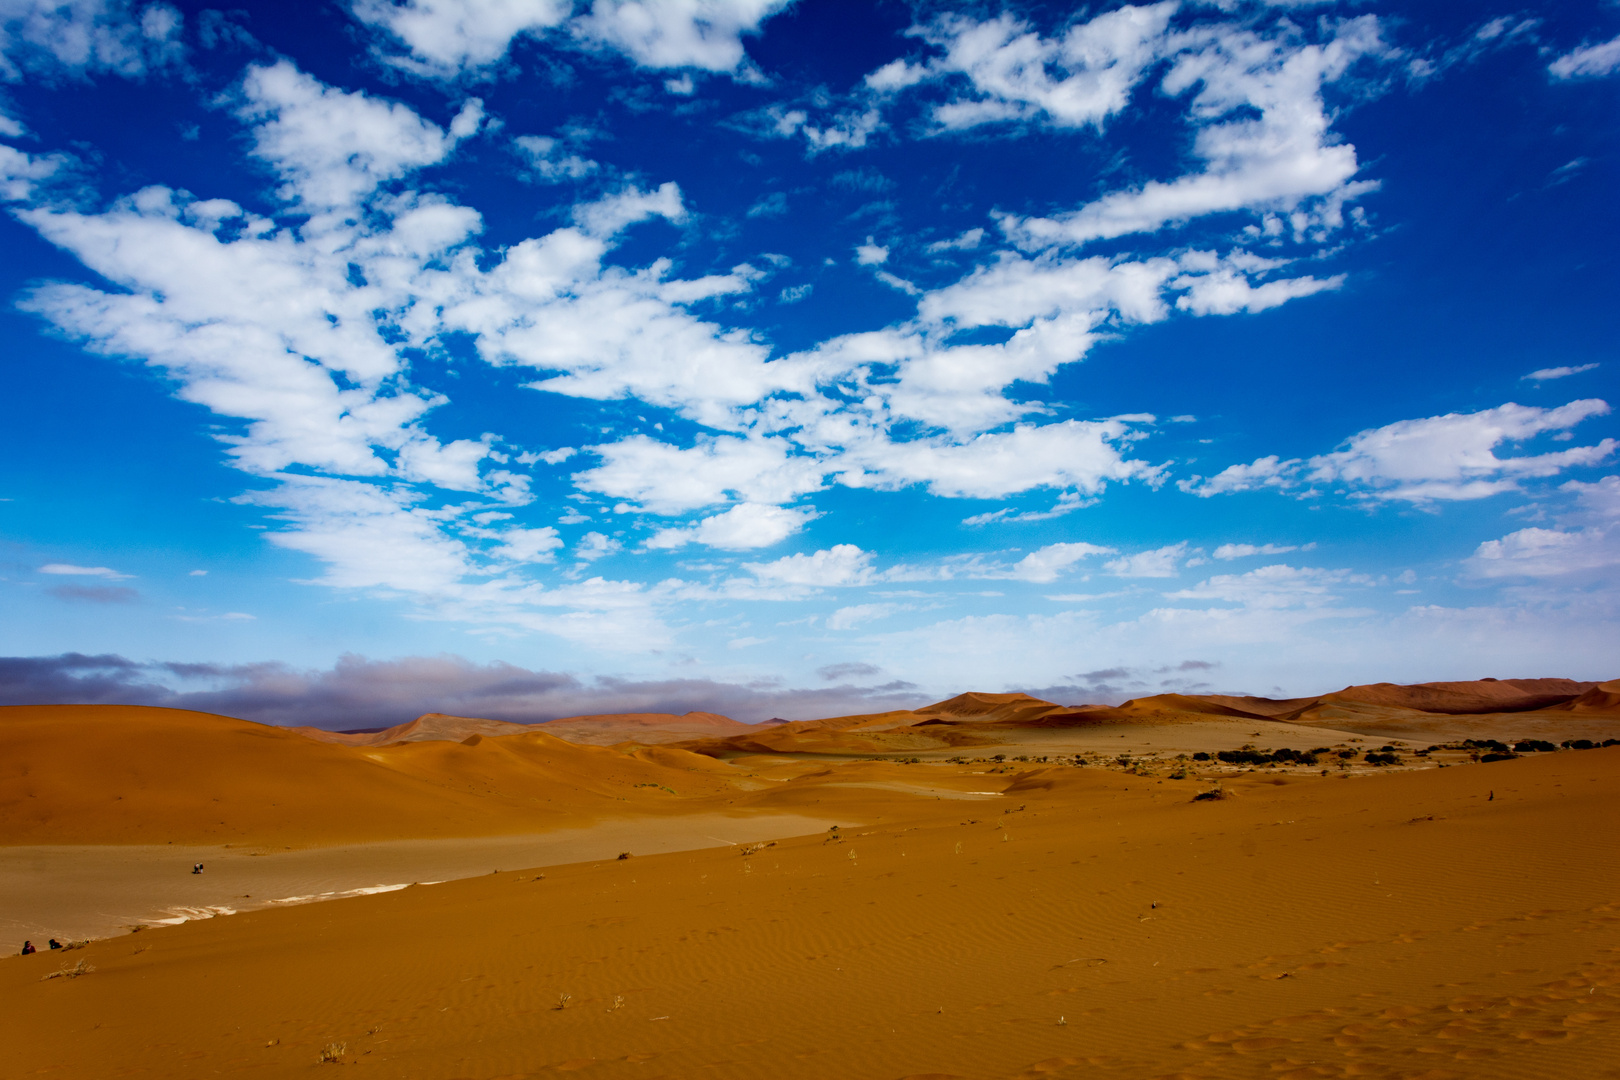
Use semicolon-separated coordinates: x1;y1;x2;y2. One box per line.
0;651;931;727
1184;400;1615;502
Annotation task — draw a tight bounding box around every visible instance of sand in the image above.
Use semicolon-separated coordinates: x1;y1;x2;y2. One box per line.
3;687;1619;1078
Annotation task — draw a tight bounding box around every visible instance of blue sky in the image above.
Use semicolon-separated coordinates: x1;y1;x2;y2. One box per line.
1;0;1617;723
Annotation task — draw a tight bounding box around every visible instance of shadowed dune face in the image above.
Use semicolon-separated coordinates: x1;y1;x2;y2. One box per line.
3;748;1619;1079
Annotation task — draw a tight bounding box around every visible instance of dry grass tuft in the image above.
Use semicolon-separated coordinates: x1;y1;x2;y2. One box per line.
318;1042;345;1063
554;992;573;1010
41;959;95;981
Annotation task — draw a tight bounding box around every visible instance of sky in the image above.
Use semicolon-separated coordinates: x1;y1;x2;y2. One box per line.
1;0;1617;727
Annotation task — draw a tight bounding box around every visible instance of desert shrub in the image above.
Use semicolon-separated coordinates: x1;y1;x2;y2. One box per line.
1308;747;1335;755
1217;749;1271;765
1605;739;1620;748
1513;739;1557;753
992;754;1006;762
1462;739;1509;753
1192;787;1227;802
40;959;94;981
1337;749;1357;759
319;1043;345;1064
1480;751;1518;762
1375;745;1398;752
1564;739;1597;750
1191;751;1211;761
1364;751;1400;766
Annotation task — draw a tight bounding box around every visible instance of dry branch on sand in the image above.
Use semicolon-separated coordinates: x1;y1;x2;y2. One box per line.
40;959;94;981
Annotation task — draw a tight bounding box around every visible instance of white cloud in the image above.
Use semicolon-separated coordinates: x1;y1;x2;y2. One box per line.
1001;15;1388;249
39;562;131;578
349;0;571;75
573;434;823;514
572;181;685;238
1106;541;1192;578
1167;563;1368;608
1465;526;1620;579
854;237;889;265
240;475;475;594
1308;399;1615;502
835;419;1162;500
743;544;874;588
1565;475;1620;520
238;60;481;211
1183;400;1617;502
1549;33;1620;79
0;0;183;81
513;134;598;183
925;228;984;253
494;525;564;563
644;501;816;551
0;143;64;202
756;104;883;153
572;0;790;73
1006;541;1114;583
574;531;620;561
1522;363;1599;382
825;602;900;630
396;434;493;491
1212;541;1307;559
880;4;1176;131
1172;264;1344;315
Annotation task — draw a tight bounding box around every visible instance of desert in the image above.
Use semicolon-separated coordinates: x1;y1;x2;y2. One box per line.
4;677;1620;1079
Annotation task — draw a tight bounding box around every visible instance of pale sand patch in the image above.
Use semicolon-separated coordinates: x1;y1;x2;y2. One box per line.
0;812;836;952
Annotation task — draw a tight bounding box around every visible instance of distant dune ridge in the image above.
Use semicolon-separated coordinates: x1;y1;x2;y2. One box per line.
4;676;1620;1080
1;677;1614;847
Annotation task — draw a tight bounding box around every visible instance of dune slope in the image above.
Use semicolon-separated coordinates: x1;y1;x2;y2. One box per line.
0;705;745;845
3;750;1617;1079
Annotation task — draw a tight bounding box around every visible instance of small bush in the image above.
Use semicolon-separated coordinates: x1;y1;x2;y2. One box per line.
1191;751;1211;761
1337;749;1357;759
1564;739;1597;750
1364;751;1400;766
1480;751;1518;763
1462;739;1509;753
319;1043;345;1064
41;959;94;981
1192;787;1227;802
1513;739;1556;753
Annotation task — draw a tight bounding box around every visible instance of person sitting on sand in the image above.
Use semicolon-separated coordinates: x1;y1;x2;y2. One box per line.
20;941;34;955
192;863;204;874
48;939;61;950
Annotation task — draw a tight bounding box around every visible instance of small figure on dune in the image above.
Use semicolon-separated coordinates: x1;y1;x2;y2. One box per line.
48;938;62;950
20;941;35;955
192;863;204;874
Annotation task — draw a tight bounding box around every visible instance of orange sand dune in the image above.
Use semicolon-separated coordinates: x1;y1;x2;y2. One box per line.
292;711;534;746
1316;676;1596;714
538;710;765;746
0;704;750;846
1547;677;1620;712
4;747;1618;1079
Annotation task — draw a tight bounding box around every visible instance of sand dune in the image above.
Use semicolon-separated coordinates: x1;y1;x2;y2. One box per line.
4;745;1618;1079
536;710;766;746
0;704;749;846
291;712;536;746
